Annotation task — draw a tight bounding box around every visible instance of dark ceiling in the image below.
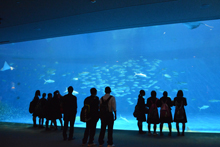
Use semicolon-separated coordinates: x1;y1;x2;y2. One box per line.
1;0;220;44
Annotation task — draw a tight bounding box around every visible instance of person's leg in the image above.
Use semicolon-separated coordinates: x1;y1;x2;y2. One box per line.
63;120;68;140
59;118;63;129
69;116;76;139
33;116;37;127
88;118;98;144
160;123;164;136
153;124;157;135
168;123;172;136
82;121;90;144
45;119;49;130
176;122;180;136
98;120;107;145
42;118;44;127
182;123;185;136
148;123;151;135
107;116;114;145
39;118;41;127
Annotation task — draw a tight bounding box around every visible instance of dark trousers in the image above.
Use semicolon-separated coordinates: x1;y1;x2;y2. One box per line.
82;117;99;144
98;112;114;145
63;116;76;139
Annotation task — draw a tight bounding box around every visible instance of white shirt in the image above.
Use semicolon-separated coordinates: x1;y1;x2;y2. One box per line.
100;94;116;112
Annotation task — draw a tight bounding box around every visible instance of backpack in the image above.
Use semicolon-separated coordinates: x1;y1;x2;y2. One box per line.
148;99;158;119
80;104;91;122
29;100;35;113
99;96;112;119
160;100;170;118
133;105;140;118
175;101;184;120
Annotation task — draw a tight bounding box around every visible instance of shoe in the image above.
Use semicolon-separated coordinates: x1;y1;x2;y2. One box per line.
168;132;171;136
182;133;185;136
153;132;158;136
87;143;96;146
139;131;146;134
68;137;75;141
107;144;115;147
63;137;67;141
148;132;152;136
177;132;181;136
160;132;164;136
45;128;51;131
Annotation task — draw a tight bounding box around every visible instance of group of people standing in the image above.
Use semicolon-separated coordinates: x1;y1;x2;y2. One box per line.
29;86;116;147
29;86;187;147
135;90;187;136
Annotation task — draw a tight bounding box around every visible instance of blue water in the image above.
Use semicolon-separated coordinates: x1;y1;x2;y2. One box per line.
0;19;220;132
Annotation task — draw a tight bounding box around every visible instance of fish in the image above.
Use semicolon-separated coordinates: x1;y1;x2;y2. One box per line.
184;22;202;29
198;105;209;110
208;100;220;103
164;74;171;78
184;22;214;29
72;91;79;95
120;115;129;123
134;72;148;77
44;79;55;84
73;78;79;81
1;61;14;71
64;87;79;95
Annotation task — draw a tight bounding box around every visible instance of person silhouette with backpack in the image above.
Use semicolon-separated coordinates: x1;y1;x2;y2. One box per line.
98;87;116;147
146;90;160;136
159;91;173;136
174;90;187;136
29;90;41;128
82;88;100;146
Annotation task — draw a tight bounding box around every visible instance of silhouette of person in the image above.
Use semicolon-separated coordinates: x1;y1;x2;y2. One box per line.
32;90;40;127
146;90;160;136
82;88;100;146
159;91;173;136
38;93;47;128
98;86;116;147
62;86;77;140
136;90;147;134
45;93;53;131
52;90;63;130
174;90;187;136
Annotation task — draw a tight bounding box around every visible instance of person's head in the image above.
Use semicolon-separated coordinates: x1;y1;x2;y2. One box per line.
90;88;97;96
177;90;183;97
139;90;145;96
35;90;40;96
48;93;52;99
163;91;168;97
42;93;46;98
68;86;74;94
105;86;111;94
54;90;59;95
151;90;156;97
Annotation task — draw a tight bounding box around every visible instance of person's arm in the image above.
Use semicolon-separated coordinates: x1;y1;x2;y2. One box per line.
184;98;187;106
112;97;117;120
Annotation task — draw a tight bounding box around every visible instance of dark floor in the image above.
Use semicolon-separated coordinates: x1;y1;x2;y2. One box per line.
0;122;220;147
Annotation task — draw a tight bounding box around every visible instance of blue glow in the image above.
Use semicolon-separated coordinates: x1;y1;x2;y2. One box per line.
0;19;220;132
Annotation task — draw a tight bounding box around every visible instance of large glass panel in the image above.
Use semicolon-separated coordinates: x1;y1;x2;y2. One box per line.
0;19;219;132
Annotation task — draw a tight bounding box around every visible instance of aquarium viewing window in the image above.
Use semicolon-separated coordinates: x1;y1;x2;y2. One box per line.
0;19;220;132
